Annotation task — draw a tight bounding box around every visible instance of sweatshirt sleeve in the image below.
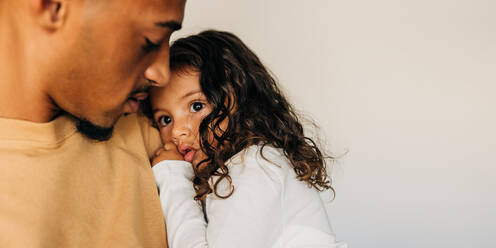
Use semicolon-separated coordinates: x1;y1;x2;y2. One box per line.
137;113;162;159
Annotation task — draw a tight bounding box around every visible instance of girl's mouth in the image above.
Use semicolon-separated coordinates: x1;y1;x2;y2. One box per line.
179;145;196;163
183;148;196;163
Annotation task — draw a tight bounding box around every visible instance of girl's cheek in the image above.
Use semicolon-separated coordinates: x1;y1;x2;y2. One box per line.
192;115;203;145
159;128;171;144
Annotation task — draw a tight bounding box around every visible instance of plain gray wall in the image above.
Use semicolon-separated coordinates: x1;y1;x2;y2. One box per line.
172;1;496;247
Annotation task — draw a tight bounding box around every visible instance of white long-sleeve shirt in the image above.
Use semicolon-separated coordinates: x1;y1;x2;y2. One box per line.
153;145;347;248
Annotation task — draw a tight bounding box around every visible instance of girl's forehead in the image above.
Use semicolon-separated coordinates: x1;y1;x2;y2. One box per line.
150;70;202;105
168;71;201;96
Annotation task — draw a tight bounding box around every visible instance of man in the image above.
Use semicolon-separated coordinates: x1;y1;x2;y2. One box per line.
0;0;186;247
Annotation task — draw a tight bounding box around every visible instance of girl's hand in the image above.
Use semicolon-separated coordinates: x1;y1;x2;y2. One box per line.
151;142;184;167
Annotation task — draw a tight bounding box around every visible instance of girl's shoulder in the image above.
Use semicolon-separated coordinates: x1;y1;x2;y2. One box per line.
226;144;293;184
228;144;288;166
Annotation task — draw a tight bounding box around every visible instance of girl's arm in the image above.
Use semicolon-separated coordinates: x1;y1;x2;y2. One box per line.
153;160;208;248
153;157;284;248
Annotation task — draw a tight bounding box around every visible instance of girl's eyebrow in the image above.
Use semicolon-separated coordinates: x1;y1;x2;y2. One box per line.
182;89;202;99
152;108;164;115
152;89;203;114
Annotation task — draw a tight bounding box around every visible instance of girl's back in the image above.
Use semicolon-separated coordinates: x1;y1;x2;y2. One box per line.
206;144;343;247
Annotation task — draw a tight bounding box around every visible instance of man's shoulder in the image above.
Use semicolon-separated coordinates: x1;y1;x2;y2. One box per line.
111;113;162;159
0;113;162;159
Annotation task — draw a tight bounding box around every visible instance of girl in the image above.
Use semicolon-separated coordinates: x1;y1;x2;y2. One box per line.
146;30;346;248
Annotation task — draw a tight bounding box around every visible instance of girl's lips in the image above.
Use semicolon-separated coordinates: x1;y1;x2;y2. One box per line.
183;149;196;163
178;144;196;163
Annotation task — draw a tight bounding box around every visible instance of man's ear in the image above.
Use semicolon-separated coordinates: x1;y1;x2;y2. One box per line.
30;0;68;31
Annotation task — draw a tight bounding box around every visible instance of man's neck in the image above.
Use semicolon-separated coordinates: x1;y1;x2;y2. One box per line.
0;19;59;123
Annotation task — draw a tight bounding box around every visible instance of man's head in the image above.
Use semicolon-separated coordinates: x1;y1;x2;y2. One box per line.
1;0;186;141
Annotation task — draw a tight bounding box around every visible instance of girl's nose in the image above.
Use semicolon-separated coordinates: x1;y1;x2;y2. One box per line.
171;119;192;144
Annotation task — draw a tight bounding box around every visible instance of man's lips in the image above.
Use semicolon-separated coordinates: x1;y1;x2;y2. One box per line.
124;92;149;114
125;98;139;113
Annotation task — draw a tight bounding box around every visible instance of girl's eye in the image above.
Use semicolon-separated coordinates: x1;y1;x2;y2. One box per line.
157;115;172;127
142;37;160;53
190;102;205;113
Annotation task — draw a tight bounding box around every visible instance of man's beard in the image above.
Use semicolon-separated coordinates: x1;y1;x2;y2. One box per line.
63;87;147;141
75;118;114;141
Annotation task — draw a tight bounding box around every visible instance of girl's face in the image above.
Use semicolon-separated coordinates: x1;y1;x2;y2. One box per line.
150;70;212;166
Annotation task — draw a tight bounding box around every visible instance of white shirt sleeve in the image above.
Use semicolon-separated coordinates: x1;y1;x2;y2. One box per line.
152;160;208;248
153;146;347;248
153;158;284;248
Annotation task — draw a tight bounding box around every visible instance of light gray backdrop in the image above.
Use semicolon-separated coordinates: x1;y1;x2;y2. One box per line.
172;1;496;247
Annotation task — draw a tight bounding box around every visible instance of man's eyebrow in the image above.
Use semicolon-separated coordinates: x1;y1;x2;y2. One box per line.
155;21;182;31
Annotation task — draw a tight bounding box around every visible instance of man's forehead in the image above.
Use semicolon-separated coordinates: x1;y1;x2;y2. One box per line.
137;0;186;21
100;0;185;24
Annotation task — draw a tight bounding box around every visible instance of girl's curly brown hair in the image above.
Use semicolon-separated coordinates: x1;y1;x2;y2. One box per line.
145;30;334;201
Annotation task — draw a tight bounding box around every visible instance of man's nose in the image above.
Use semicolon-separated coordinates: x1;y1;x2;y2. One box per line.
144;46;171;87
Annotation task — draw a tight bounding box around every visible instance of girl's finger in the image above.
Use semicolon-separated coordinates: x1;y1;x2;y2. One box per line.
154;147;165;157
163;142;177;151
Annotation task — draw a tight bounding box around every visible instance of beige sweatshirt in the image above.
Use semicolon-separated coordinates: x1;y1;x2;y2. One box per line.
0;113;166;248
